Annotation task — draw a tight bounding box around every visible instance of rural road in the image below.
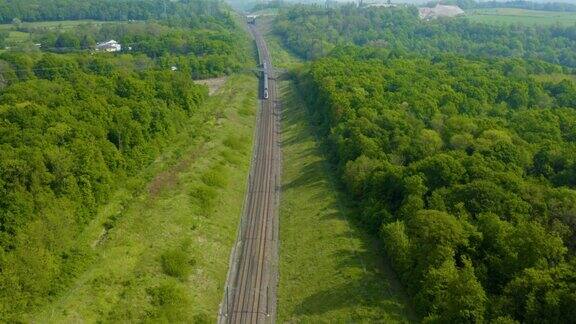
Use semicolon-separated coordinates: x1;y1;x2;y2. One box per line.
218;22;281;324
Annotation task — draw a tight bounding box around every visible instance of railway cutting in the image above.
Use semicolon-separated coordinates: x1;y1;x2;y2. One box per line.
218;22;281;324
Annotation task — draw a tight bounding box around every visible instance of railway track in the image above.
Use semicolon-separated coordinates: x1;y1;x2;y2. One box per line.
218;23;281;324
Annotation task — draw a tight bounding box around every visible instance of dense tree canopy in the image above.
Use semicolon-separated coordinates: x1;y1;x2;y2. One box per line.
0;0;228;24
26;21;247;78
0;50;210;319
275;3;576;322
0;0;248;79
296;47;576;322
0;0;250;319
274;5;576;68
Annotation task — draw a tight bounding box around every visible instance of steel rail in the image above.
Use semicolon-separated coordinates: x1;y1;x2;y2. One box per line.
218;22;280;324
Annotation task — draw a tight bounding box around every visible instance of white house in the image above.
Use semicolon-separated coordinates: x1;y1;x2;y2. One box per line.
96;40;122;52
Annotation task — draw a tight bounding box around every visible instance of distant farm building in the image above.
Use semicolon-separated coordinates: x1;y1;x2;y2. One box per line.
96;40;121;52
419;4;464;19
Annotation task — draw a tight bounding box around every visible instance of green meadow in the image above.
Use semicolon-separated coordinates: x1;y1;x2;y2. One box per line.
466;8;576;26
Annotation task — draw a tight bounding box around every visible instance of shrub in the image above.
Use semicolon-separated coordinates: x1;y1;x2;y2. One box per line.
189;184;217;211
146;281;193;321
160;249;193;280
223;133;247;151
201;167;227;188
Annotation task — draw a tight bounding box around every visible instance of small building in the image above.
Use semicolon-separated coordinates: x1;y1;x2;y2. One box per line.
96;40;122;52
418;4;464;20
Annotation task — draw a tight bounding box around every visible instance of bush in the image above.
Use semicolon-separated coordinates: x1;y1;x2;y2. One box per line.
160;249;194;280
201;167;227;188
146;281;193;321
223;133;247;151
189;184;217;211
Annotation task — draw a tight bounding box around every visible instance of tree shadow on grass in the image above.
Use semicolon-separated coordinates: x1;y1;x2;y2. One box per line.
289;219;417;322
292;276;411;323
282;159;326;192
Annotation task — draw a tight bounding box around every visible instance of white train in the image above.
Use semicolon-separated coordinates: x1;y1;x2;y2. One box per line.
262;62;269;99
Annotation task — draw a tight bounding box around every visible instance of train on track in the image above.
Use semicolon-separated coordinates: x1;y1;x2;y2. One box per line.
262;62;269;99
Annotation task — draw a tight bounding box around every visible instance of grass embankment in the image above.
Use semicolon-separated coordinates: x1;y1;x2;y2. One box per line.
259;18;417;322
29;74;257;323
465;8;576;26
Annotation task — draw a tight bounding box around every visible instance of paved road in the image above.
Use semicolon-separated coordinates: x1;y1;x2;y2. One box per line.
218;22;281;324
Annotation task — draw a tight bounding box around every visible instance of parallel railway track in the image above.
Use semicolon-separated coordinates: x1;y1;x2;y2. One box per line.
218;23;280;324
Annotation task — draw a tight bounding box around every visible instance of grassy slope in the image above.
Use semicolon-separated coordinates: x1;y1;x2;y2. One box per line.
260;19;417;323
465;8;576;26
29;74;257;323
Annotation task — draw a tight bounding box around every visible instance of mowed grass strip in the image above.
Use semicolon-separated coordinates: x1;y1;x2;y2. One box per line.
29;74;257;323
277;78;417;323
465;8;576;26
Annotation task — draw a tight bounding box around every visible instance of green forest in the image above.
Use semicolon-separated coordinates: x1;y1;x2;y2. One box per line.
0;0;250;320
0;0;225;23
274;5;576;67
2;0;576;321
274;3;576;323
29;21;245;78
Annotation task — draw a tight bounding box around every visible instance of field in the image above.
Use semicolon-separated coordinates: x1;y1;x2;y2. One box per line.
27;74;258;323
0;19;119;31
261;20;417;322
3;31;29;46
0;20;121;47
465;8;576;26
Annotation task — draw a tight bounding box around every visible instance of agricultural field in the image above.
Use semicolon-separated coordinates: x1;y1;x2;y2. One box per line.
465;8;576;26
0;19;118;31
2;30;29;46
